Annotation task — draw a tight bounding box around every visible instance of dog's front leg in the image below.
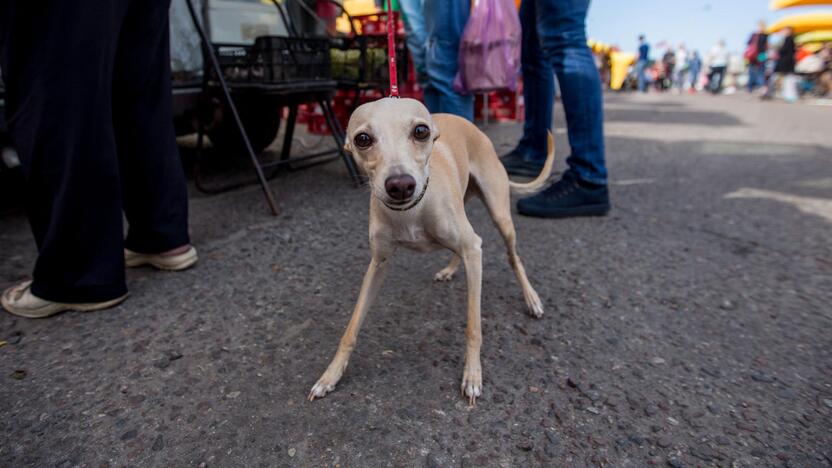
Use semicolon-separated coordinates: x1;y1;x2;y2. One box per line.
308;253;391;401
459;234;483;405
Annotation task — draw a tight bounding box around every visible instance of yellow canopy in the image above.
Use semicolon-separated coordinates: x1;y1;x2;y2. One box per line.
588;39;613;54
609;52;636;90
767;12;832;34
801;42;825;51
335;0;382;34
795;29;832;43
770;0;832;10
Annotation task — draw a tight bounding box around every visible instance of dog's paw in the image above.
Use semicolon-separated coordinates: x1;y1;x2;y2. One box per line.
525;290;544;319
308;379;336;401
527;299;544;319
460;363;483;405
434;269;456;282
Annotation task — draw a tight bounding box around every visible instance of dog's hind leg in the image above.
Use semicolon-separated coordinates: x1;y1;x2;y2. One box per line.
309;253;391;401
434;255;461;282
480;180;544;318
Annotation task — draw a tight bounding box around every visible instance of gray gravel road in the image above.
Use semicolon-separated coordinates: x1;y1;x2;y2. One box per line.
1;93;831;467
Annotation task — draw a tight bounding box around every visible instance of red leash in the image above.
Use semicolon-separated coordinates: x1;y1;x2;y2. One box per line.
386;0;399;97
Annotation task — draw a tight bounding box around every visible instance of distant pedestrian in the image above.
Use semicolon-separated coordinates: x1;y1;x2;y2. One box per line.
636;34;650;92
689;50;702;91
662;48;676;91
708;39;729;94
817;44;832;97
674;43;689;93
764;27;798;102
745;21;769;93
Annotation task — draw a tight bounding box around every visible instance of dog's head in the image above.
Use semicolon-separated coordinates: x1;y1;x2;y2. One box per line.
344;98;439;209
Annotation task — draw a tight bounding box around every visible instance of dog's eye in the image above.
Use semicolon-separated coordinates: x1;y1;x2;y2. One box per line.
353;132;373;149
413;124;430;141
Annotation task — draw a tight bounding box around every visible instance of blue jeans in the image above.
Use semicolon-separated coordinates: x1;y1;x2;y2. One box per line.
636;59;649;92
689;64;700;89
397;0;427;79
748;63;765;92
421;0;473;120
514;0;607;186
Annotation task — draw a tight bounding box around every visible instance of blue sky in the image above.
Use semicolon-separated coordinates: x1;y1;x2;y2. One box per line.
585;0;830;56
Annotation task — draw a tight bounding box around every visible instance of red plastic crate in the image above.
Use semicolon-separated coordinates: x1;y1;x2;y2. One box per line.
475;90;522;122
306;114;330;135
349;12;405;36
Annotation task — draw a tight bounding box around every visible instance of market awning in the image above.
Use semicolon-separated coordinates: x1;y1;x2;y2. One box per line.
609;52;636;90
770;0;832;10
795;28;832;43
588;39;613;54
767;12;832;33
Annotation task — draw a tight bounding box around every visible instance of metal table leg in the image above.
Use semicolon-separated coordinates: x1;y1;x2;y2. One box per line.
319;98;361;185
280;104;299;163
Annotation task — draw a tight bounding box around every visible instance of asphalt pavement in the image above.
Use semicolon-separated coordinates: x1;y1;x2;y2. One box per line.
1;93;831;467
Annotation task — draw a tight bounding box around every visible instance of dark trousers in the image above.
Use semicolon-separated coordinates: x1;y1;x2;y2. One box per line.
515;0;607;186
709;66;726;94
0;0;189;303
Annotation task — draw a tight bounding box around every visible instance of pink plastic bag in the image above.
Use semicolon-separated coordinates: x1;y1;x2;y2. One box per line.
453;0;522;93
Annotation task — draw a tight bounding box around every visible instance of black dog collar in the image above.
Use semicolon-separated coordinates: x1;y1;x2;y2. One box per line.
383;176;430;212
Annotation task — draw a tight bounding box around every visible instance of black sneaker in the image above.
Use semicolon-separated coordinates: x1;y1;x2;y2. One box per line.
517;174;610;218
501;149;545;177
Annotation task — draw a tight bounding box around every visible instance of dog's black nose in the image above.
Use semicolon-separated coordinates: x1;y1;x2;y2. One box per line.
384;174;417;201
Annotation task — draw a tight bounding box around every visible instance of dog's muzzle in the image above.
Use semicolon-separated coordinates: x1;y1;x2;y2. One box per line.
382;176;430;212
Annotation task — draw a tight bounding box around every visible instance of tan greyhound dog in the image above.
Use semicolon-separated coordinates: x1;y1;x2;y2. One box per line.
308;98;554;404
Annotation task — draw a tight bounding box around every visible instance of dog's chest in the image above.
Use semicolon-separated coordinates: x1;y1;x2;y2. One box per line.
392;224;443;252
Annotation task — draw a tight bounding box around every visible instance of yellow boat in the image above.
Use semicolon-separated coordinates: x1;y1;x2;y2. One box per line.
767;12;832;34
770;0;832;10
795;29;832;43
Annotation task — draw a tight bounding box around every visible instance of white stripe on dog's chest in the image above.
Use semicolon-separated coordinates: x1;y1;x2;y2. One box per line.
393;225;442;252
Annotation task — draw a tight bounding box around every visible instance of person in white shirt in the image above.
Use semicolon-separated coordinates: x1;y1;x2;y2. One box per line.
707;39;729;94
674;43;689;92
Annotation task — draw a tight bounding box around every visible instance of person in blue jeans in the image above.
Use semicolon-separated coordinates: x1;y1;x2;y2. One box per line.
746;21;769;93
398;0;473;120
397;0;427;81
636;35;650;93
501;0;609;218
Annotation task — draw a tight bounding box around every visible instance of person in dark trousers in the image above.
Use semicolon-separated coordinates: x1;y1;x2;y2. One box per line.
500;0;609;218
764;27;798;101
0;0;196;318
746;21;769;93
707;39;729;95
661;48;676;91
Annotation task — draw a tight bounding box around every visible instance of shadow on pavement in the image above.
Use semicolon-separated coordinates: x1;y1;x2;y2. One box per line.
604;108;744;126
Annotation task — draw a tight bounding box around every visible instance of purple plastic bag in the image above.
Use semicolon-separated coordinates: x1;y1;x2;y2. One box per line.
453;0;521;93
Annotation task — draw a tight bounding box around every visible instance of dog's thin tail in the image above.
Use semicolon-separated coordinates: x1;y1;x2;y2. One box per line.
508;132;555;196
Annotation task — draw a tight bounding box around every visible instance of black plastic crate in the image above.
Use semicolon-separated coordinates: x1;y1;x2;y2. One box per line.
330;34;408;86
212;36;331;85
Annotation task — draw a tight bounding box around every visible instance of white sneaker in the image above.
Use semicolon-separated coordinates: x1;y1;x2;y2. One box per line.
124;246;198;271
1;280;128;319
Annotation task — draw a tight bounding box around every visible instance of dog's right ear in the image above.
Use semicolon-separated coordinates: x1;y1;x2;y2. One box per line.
431;124;441;142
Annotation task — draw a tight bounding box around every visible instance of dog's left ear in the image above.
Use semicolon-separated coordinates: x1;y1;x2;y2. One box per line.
343;136;353;153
